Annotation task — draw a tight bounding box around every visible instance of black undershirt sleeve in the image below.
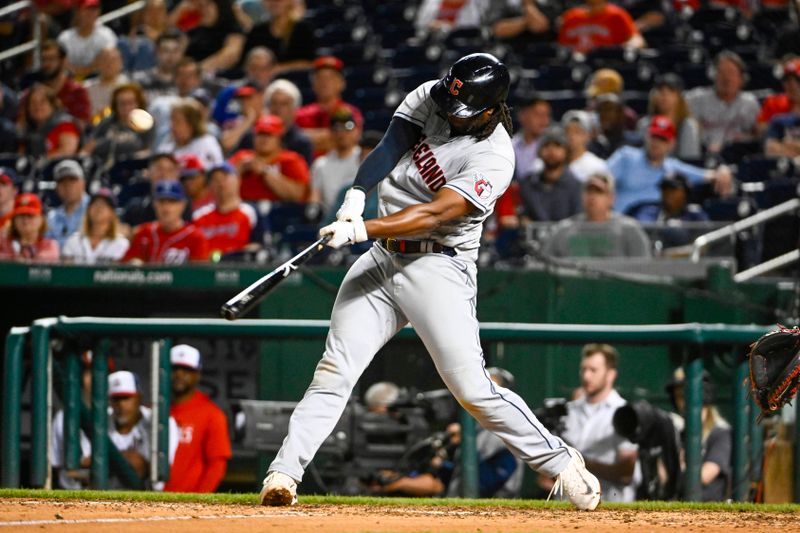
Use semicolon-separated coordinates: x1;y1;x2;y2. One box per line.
352;117;422;193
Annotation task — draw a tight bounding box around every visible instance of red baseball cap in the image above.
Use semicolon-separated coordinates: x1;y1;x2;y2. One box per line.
13;193;43;217
78;0;101;8
313;55;344;72
235;85;259;98
782;59;800;79
254;114;285;136
648;115;676;141
177;154;205;177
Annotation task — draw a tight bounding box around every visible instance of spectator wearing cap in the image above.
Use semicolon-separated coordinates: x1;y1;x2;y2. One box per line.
517;127;582;223
46;160;90;248
105;370;179;487
585;69;638;131
764;108;800;159
308;108;364;220
149;58;204;148
193;162;258;257
0;193;60;262
19;83;82;160
25;39;91;124
758;58;800;130
543;173;651;258
183;0;245;76
219;81;268;154
178;154;214;213
82;83;154;167
57;0;118;80
295;56;364;156
122;152;194;231
62;188;130;264
637;73;701;160
212;47;276;135
557;0;645;54
587;93;643;160
164;344;232;493
562;110;610;182
242;0;317;74
158;98;224;168
265;79;313;165
608;115;733;214
0;168;21;229
124;180;209;264
685;51;760;154
229;114;310;202
511;94;551;179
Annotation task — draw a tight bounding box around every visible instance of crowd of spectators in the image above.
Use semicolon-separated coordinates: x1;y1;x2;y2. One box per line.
0;0;797;268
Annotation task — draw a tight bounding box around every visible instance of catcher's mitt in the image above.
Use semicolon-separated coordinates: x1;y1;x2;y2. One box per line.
748;325;800;419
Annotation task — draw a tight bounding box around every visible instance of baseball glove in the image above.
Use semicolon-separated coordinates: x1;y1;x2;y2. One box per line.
748;325;800;419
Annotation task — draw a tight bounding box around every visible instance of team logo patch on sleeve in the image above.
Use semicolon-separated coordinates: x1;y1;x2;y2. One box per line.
474;175;493;200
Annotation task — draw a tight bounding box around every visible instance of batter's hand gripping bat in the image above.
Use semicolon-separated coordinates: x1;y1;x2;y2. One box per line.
220;235;330;320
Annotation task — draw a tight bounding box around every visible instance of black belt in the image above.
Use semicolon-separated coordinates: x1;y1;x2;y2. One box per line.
379;238;457;256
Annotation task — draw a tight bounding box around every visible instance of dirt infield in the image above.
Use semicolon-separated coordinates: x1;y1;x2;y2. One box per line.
2;498;798;533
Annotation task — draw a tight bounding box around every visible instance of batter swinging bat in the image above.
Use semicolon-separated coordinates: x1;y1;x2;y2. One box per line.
220;235;331;320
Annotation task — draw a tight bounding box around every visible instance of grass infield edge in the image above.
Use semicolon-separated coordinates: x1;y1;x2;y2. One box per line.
1;489;800;513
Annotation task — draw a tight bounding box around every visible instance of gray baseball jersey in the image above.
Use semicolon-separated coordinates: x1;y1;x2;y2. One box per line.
268;79;572;490
380;81;514;260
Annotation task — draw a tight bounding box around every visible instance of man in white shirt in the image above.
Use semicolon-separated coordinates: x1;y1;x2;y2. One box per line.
51;369;178;489
308;108;363;220
511;94;551;179
560;343;638;502
562;110;610;182
57;0;118;79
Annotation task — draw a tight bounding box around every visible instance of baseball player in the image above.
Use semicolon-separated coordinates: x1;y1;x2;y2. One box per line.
260;53;601;510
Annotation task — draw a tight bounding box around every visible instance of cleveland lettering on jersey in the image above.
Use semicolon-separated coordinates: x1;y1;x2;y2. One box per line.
412;136;446;191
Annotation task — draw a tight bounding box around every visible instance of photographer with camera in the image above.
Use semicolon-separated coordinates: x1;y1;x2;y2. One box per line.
371;368;524;499
553;344;639;502
666;367;732;501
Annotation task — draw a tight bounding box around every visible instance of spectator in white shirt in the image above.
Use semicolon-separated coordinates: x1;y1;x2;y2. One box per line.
62;188;130;264
511;93;551;179
558;343;639;502
562;109;609;182
157;98;224;168
57;0;118;79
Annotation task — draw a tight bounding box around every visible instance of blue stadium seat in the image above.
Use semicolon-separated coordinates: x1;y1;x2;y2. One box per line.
756;178;799;209
702;197;756;222
116;180;150;208
736;157;795;183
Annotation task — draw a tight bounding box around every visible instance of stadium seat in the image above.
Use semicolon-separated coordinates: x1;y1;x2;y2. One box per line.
755;178;799;210
116;180;150;208
736;157;795;183
702;196;757;222
107;157;149;187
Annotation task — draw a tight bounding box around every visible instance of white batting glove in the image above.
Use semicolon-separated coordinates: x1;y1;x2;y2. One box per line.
335;188;366;221
319;218;367;249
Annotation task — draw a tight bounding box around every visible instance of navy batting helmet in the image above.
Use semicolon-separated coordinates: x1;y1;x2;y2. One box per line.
431;53;510;119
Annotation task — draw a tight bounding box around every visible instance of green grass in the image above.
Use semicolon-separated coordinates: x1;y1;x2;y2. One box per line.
2;488;800;513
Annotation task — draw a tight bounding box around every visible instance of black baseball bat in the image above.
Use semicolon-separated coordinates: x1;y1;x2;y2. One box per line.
220;235;331;320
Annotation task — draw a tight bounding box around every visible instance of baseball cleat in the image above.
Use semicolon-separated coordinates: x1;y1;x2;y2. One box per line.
549;446;601;511
260;471;298;506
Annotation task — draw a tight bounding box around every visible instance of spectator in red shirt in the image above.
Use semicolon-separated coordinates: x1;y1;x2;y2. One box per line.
294;56;363;156
193;162;258;257
0;168;20;231
0;193;60;263
30;39;91;124
124;180;209;264
19;84;81;160
164;344;232;493
558;0;645;54
229;114;310;202
757;57;800;131
178;154;214;214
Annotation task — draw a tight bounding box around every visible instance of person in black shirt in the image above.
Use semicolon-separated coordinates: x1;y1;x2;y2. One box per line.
184;0;245;76
242;0;317;74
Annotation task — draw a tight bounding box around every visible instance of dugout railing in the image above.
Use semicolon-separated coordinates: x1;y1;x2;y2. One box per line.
1;317;789;502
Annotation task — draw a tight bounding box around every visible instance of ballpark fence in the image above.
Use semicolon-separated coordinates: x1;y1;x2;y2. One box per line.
2;317;791;502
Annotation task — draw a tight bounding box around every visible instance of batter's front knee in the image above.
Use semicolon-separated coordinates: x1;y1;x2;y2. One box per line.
306;353;356;397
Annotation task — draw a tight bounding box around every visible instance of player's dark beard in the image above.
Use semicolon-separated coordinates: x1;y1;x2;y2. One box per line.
447;116;483;138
